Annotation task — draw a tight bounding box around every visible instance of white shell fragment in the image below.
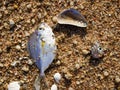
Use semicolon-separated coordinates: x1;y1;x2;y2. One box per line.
54;73;61;83
51;84;58;90
27;22;57;77
8;81;20;90
57;8;87;27
34;75;40;90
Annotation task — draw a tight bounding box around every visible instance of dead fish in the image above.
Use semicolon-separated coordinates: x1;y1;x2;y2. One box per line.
91;42;104;59
57;8;87;27
27;23;57;88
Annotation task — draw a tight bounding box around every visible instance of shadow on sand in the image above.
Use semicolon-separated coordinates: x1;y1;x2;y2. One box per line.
54;24;87;38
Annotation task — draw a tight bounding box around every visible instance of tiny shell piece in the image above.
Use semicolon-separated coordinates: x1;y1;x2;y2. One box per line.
51;84;57;90
54;73;61;83
57;8;87;27
8;81;20;90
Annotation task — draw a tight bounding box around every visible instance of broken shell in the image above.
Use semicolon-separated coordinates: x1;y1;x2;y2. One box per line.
8;81;20;90
51;84;57;90
57;8;87;27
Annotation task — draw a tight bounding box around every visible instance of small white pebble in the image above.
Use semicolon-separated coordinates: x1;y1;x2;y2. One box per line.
68;87;74;90
27;4;32;9
54;73;61;83
52;16;57;23
76;81;80;85
0;63;3;67
75;63;80;69
115;76;120;83
73;40;78;45
103;71;109;76
28;59;33;65
8;81;20;90
15;45;21;50
9;19;15;26
51;84;57;90
31;19;35;24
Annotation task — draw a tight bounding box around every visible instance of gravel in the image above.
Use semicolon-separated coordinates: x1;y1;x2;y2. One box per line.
0;0;120;89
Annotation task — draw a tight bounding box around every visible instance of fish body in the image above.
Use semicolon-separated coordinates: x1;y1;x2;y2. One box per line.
27;23;56;77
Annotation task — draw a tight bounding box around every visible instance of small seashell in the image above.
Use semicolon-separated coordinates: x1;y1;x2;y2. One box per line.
51;84;57;90
8;81;20;90
91;42;104;59
57;8;87;27
54;73;61;83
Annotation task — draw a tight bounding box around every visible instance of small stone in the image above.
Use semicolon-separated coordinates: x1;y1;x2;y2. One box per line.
0;26;3;30
27;4;32;9
115;76;120;83
0;63;4;67
108;14;111;17
9;19;15;27
70;1;74;6
52;16;57;23
0;13;2;18
8;81;20;90
56;60;61;65
38;13;41;19
27;59;33;65
75;63;80;69
65;72;72;80
22;66;29;72
14;4;18;9
31;19;35;24
54;73;61;83
73;40;78;45
76;81;80;85
15;45;21;50
51;84;57;90
4;10;8;15
26;19;30;24
67;51;72;55
82;49;89;55
103;71;109;76
25;31;30;37
68;87;74;90
4;22;9;29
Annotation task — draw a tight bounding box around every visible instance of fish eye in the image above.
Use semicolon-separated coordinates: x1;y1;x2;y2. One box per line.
98;47;102;51
39;27;45;30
